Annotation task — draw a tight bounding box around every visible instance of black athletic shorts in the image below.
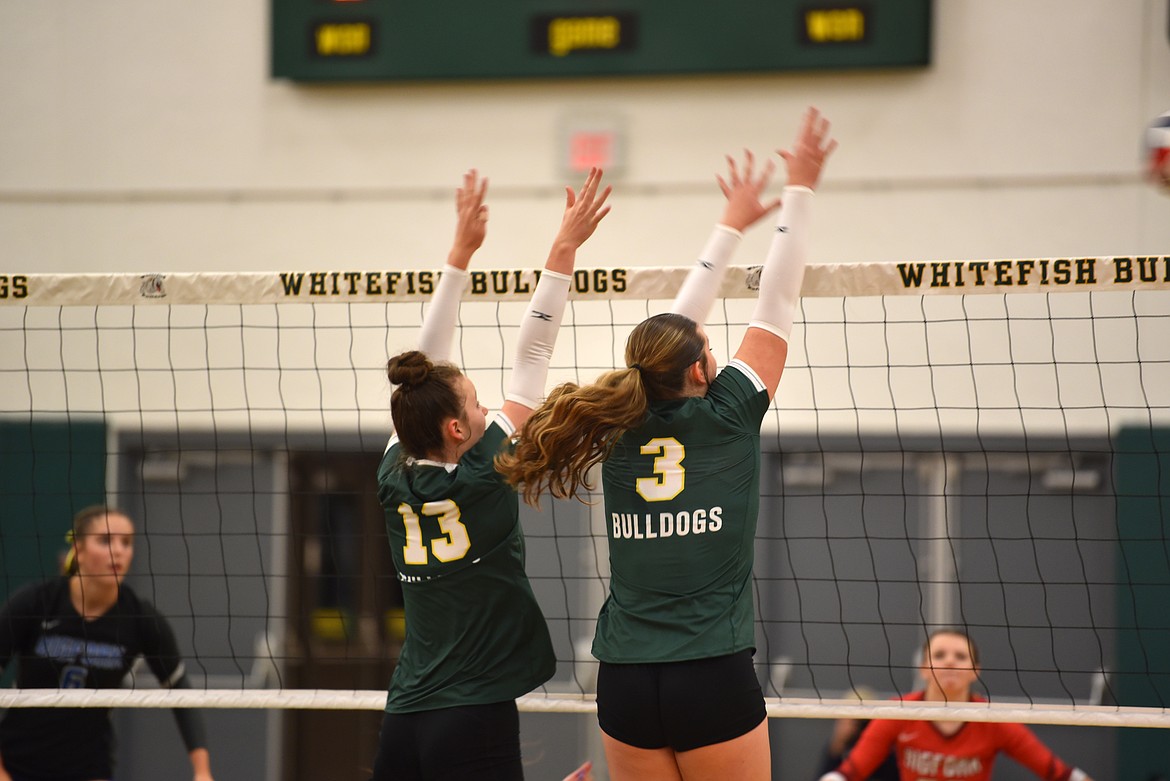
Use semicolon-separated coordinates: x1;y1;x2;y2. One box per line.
596;648;766;752
370;700;523;781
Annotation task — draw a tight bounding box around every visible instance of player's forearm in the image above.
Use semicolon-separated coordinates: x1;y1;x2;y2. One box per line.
506;269;572;407
543;242;579;277
670;224;743;324
446;245;475;271
748;186;812;342
416;265;470;361
189;747;213;781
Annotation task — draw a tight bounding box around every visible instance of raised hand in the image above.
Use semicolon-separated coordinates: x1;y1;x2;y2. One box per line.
717;149;782;232
448;168;489;270
552;167;613;252
778;106;838;191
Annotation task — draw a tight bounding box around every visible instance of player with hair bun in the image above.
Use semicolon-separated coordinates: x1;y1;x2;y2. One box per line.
370;168;609;781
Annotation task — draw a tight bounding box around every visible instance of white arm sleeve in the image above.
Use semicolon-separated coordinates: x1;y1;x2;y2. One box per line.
505;269;572;408
748;186;813;342
669;224;743;324
416;265;470;361
819;773;847;781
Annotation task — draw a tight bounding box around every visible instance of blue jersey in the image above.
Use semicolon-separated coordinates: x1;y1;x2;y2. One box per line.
0;578;187;779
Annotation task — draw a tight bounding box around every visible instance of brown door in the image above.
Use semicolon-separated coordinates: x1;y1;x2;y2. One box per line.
283;451;403;781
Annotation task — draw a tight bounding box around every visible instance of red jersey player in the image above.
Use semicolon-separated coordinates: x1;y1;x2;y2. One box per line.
819;630;1095;781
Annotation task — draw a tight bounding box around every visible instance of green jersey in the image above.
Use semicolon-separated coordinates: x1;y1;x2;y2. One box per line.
377;417;556;713
593;360;770;663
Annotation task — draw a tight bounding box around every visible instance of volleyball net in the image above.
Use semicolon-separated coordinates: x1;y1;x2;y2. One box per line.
1;257;1169;732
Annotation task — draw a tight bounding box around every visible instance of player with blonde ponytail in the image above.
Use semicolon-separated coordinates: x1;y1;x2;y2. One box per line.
0;506;214;781
499;107;836;781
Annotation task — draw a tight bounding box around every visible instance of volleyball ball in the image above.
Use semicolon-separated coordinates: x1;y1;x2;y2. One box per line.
1146;111;1170;191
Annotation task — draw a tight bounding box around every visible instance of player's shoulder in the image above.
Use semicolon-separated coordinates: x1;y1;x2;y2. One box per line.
114;582;160;618
3;577;65;613
461;417;513;475
484;415;513;448
726;358;765;386
378;436;404;478
705;360;769;418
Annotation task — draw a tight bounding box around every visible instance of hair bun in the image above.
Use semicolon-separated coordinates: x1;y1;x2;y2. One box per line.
387;350;432;389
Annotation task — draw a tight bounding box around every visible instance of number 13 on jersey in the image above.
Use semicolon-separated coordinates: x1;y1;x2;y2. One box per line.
397;499;471;565
636;437;686;502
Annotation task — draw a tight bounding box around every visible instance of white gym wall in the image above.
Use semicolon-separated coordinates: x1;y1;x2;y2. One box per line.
1;0;1168;275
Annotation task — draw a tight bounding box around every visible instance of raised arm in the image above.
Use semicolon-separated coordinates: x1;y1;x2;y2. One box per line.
416;169;489;361
500;167;611;431
670;150;781;325
734;106;837;399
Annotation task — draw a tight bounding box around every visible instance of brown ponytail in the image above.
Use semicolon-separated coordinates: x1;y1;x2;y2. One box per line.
497;313;706;506
497;368;647;506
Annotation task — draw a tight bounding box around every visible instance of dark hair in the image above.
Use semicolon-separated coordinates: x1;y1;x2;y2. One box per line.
497;313;705;506
64;505;133;575
387;350;466;460
922;628;981;667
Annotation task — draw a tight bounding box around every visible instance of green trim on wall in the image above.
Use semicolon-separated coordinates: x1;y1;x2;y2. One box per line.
1114;426;1170;779
0;419;107;603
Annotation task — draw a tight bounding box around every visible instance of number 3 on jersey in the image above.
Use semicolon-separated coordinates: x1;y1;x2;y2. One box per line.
636;437;686;501
398;499;471;565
